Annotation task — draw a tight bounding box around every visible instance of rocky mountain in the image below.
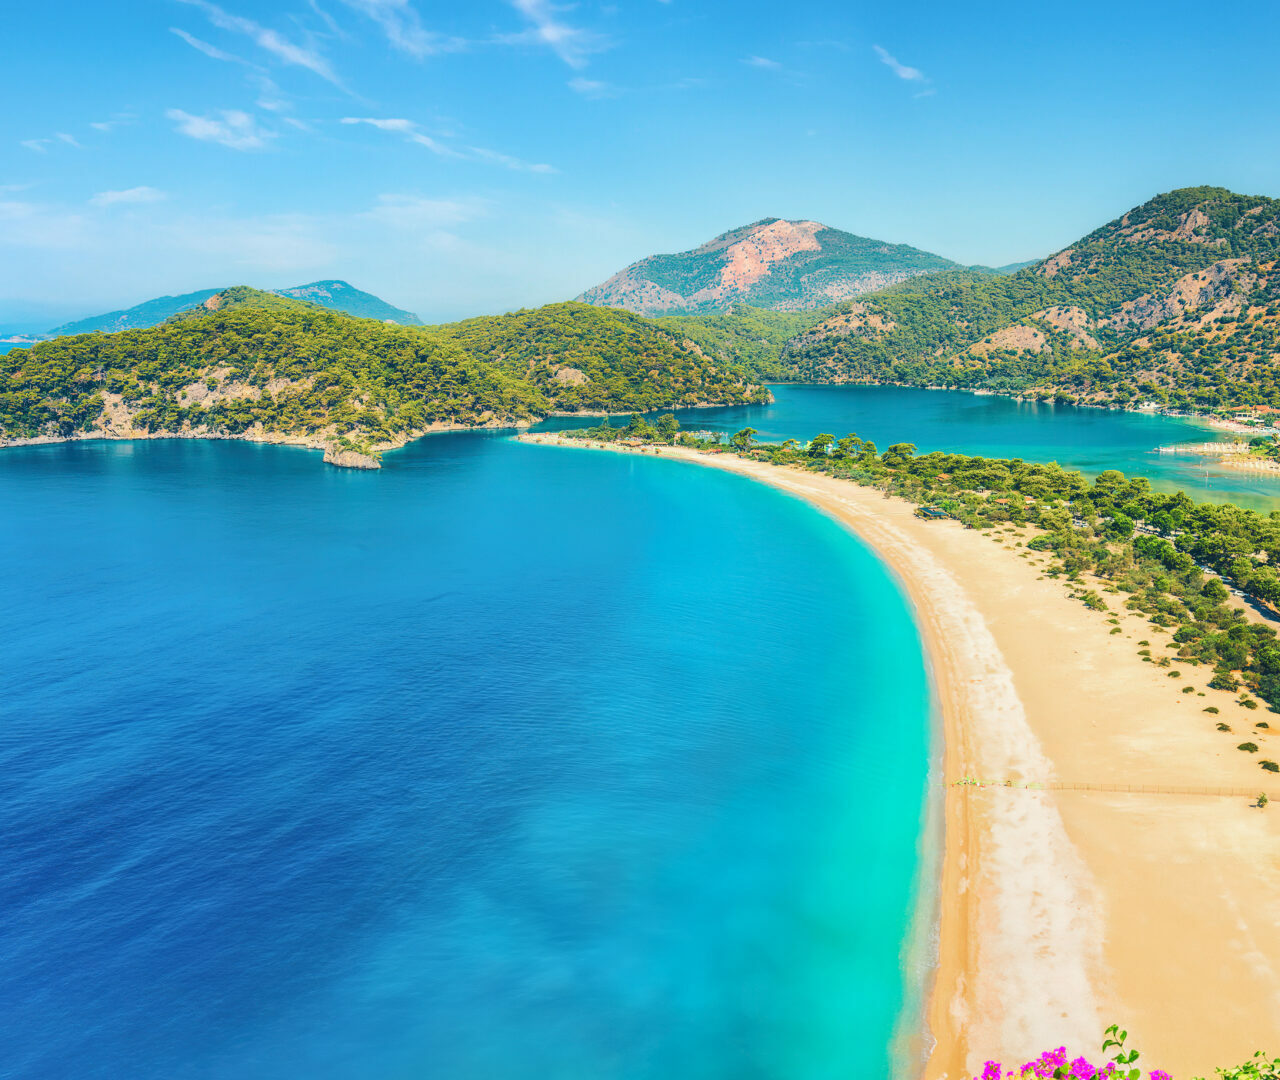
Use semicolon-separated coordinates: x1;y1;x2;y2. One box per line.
778;187;1280;412
577;218;958;315
50;279;421;336
1;288;764;468
273;280;422;325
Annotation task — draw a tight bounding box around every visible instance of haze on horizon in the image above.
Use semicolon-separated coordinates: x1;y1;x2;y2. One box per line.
4;0;1279;330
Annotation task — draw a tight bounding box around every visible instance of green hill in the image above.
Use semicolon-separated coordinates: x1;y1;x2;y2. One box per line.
577;217;958;315
778;187;1280;411
0;289;765;467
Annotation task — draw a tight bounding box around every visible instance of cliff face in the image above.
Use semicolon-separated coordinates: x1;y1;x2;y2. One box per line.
578;218;957;315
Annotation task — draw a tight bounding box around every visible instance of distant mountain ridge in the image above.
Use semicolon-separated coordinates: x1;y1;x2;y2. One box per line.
51;279;421;336
577;218;958;315
272;280;422;326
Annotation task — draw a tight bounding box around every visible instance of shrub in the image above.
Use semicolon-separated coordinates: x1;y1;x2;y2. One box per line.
1209;671;1240;691
1205;706;1220;714
1262;761;1279;773
1081;590;1109;612
1238;742;1259;752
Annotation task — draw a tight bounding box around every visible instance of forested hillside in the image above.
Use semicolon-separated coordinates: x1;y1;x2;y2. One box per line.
438;303;767;412
778;187;1280;411
0;289;764;466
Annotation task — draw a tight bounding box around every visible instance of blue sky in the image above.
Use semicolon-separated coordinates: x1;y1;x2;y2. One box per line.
4;0;1279;328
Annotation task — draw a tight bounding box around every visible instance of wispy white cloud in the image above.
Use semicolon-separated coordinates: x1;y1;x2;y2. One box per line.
166;109;275;150
873;44;925;82
341;117;555;172
90;114;137;133
20;132;82;153
341;117;461;156
307;0;347;37
342;116;415;133
504;0;605;69
251;74;292;112
362;193;489;230
742;55;780;70
91;187;169;207
170;26;254;65
176;0;343;86
468;147;556;174
336;0;467;58
567;76;611;97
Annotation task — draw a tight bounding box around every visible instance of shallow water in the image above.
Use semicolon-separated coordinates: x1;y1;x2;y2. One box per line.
0;435;930;1079
539;385;1280;511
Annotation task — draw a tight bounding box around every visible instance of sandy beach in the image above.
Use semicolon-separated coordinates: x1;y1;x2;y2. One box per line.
519;434;1280;1078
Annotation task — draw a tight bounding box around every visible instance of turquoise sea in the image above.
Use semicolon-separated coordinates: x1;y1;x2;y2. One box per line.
6;383;1278;1080
542;384;1280;511
0;433;931;1080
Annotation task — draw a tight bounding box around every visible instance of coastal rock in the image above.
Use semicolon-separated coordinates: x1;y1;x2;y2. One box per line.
323;447;381;470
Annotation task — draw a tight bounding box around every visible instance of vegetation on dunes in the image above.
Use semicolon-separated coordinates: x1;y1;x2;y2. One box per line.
0;290;764;461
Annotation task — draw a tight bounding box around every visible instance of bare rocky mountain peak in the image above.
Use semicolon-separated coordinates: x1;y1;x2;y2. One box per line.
577;217;957;315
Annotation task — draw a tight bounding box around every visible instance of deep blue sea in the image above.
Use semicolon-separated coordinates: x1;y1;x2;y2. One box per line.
6;382;1276;1080
0;433;932;1080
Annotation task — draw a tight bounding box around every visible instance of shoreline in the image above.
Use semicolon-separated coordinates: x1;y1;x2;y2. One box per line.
0;397;760;468
519;433;1280;1078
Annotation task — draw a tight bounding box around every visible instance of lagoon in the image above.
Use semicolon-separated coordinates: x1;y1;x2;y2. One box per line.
542;385;1280;511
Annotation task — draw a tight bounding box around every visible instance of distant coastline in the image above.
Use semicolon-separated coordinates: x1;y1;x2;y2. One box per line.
519;432;1280;1078
0;398;749;469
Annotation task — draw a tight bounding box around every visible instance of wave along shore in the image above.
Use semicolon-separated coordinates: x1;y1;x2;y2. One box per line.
518;433;1280;1079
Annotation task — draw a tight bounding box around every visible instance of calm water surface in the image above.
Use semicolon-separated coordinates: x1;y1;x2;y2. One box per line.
542;385;1280;511
0;435;931;1080
8;381;1273;1080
